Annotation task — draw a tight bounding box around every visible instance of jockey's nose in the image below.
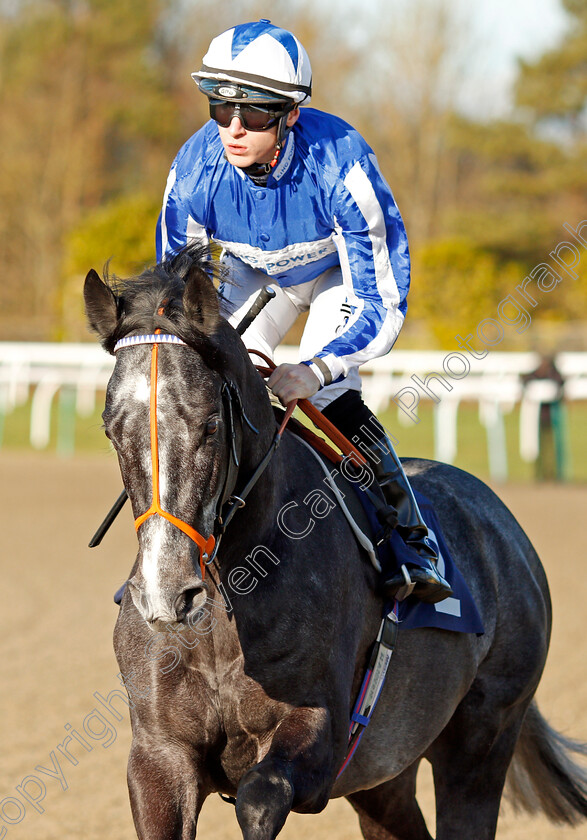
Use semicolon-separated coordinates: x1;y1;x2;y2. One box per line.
228;115;246;137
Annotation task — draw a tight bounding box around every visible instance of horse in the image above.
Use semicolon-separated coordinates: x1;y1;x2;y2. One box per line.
84;245;587;840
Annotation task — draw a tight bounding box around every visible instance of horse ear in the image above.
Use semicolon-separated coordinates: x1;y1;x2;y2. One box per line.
182;264;220;333
83;268;118;340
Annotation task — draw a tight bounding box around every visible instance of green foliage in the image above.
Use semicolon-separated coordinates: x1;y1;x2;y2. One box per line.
65;192;160;278
409;238;524;347
515;0;587;130
431;104;587;330
441;116;574;261
57;192;160;340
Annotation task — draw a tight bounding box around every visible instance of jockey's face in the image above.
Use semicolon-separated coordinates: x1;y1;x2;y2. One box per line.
217;108;299;168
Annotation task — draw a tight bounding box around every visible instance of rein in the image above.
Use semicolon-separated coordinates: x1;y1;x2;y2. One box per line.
248;349;368;468
109;335;367;581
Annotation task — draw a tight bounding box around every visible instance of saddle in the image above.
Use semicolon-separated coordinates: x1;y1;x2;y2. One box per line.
273;405;484;636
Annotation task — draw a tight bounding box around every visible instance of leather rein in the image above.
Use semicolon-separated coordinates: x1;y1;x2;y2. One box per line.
111;334;366;580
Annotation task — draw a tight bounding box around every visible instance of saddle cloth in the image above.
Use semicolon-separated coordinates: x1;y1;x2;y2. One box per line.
373;494;484;634
297;437;484;636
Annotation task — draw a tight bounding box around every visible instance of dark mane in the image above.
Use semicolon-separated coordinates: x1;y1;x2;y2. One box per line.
102;245;227;371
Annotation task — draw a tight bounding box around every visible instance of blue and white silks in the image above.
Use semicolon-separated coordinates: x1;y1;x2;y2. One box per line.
156;109;410;386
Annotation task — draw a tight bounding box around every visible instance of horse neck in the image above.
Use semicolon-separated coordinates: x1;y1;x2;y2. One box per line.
218;331;284;533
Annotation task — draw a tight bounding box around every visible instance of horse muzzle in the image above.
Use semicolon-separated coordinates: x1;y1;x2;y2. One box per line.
127;574;209;630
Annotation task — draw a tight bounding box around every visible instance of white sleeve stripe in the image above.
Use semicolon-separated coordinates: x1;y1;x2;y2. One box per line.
186;215;209;247
308;362;326;387
322;308;405;382
343;162;401;308
160;167;177;258
332;217;356;299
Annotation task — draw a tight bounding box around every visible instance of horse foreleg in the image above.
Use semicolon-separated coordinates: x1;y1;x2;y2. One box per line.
235;706;333;840
127;738;205;840
347;762;433;840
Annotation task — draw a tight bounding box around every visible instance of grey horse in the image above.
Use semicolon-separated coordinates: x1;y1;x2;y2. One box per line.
84;246;587;840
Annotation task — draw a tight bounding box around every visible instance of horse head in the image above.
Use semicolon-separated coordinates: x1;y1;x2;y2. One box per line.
84;247;272;630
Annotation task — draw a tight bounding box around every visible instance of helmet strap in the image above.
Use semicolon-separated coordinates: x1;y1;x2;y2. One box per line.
276;113;291;147
269;112;294;168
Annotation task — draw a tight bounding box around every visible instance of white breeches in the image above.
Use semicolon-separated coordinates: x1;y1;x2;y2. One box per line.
219;256;361;410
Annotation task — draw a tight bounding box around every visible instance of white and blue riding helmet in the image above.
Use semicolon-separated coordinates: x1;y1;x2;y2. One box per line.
192;20;312;146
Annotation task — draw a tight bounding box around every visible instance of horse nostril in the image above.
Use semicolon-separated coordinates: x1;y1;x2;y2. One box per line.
175;586;206;620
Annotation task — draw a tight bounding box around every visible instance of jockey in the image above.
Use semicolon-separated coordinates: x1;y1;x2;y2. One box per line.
156;19;452;604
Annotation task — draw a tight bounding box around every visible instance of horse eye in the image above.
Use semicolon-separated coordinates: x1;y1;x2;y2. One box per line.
205;418;219;436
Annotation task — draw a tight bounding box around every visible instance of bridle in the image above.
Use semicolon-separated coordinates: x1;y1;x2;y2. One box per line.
112;332;275;579
111;329;367;581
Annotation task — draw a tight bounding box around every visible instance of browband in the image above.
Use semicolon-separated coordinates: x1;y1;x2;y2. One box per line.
113;334;187;353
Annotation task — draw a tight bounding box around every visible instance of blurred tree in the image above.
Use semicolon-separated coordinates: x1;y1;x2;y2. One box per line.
515;0;587;138
409;237;524;347
514;0;587;266
0;0;181;337
401;0;586;346
349;0;480;244
441;116;570;262
1;0;586;344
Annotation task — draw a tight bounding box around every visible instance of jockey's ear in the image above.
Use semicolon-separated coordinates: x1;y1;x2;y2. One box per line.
286;107;300;128
84;268;118;343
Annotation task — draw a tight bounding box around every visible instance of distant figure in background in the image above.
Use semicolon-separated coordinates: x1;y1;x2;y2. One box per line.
522;356;567;481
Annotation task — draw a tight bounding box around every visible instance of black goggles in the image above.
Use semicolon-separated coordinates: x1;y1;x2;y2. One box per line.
209;99;293;131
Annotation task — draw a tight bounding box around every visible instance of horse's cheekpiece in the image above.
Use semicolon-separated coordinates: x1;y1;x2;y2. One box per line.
114;333;215;577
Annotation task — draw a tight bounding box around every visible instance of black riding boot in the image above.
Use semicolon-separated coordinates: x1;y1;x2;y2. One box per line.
321;390;453;604
364;437;453;604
